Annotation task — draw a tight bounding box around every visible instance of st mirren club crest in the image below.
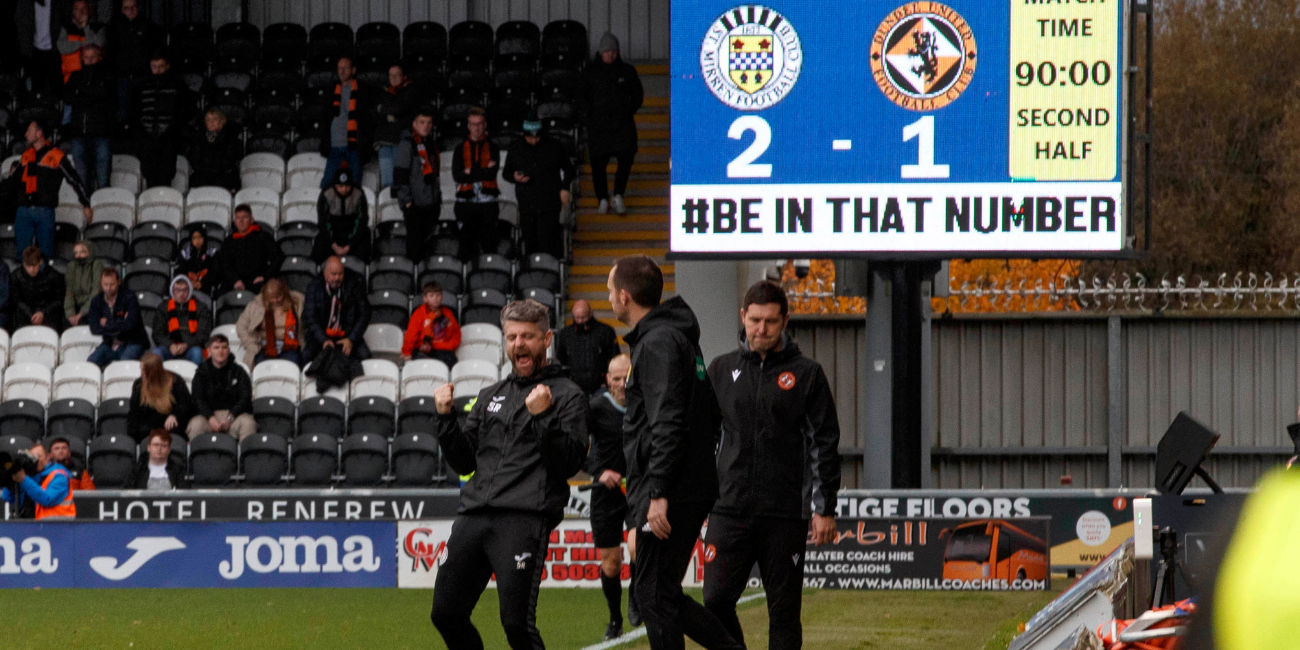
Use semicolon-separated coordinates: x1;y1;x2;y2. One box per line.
700;5;802;111
870;2;976;111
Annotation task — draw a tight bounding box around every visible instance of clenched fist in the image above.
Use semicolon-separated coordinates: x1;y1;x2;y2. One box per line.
434;383;455;414
525;384;552;415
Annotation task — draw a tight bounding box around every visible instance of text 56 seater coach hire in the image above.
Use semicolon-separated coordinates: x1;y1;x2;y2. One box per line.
704;281;842;650
430;299;590;650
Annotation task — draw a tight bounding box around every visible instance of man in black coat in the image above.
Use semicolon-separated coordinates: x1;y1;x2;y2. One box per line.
374;64;418;189
220;205;283;294
108;0;162;121
583;33;643;215
431;298;588;650
301;256;371;364
704;281;842;650
555;299;619;395
503;115;575;258
311;168;371;263
186;334;256;441
129;54;195;188
11;245;66;332
187;108;242;191
609;254;741;650
63;44;116;190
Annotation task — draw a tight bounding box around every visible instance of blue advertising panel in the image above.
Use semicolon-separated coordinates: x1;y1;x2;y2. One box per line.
0;523;76;588
670;1;1128;257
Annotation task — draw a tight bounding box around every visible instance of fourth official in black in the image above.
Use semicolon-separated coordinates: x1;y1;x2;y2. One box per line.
705;280;842;650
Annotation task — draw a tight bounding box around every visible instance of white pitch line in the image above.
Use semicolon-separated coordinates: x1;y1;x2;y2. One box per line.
578;592;768;650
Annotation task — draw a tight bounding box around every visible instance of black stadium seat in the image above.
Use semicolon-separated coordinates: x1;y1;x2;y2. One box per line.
392;432;440;486
169;432;187;467
47;398;96;443
170;22;215;64
374;221;406;257
449;21;494;71
298;396;346;440
216;22;261;62
520;288;558;328
517;253;561;292
88;434;136;488
54;222;80;262
263;22;308;62
292;433;338;486
136;291;163;317
279;256;318;295
253;71;304;107
0;435;34;466
130;221;179;261
370;256;415;294
341;433;387;486
357;22;401;61
370;290;411;328
0;400;45;441
462;288;509;326
427;222;462;259
348;396;396;438
418;256;464;294
123;257;172;297
86;222;128;263
190;432;238;486
240;432;288;485
97;398;132;439
278;222;319;258
496;21;541;57
468;254;513;293
542;20;589;60
310;22;354;59
398;396;438;436
215;290;256;326
253;396;296;438
403;22;448;61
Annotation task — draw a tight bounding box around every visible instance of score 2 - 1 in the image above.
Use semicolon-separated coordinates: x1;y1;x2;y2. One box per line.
724;116;950;180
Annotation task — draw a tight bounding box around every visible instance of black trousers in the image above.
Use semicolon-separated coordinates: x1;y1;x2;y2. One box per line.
590;149;635;199
454;202;499;259
431;511;555;650
138;135;179;189
518;204;562;259
635;502;744;650
403;203;439;263
703;514;808;650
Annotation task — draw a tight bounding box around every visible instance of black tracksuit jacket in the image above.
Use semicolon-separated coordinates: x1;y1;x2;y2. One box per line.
436;363;589;521
622;296;721;527
708;335;842;520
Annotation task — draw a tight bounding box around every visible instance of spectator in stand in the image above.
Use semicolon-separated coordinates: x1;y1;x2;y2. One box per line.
187;108;241;190
504;113;575;258
402;281;460;367
127;352;196;442
47;436;94;490
583;33;643;215
87;267;149;368
320;56;372;188
374;63;416;189
108;0;162;121
63;44;115;191
177;227;219;294
0;441;75;519
187;334;256;440
130;53;193;188
452;107;500;258
555;299;620;395
236;277;304;368
220;204;282;294
15;0;72;95
63;239;102;326
12;245;66;332
311;168;371;263
149;275;210;365
393;109;439;262
55;0;106;85
3;119;92;260
130;429;188;489
301;256;371;364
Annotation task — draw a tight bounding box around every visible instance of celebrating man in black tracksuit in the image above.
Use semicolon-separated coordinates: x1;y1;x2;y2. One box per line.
704;281;842;650
608;255;742;650
587;353;633;641
431;299;589;650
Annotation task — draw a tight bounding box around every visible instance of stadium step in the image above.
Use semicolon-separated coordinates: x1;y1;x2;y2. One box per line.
582;161;669;174
577;195;667;209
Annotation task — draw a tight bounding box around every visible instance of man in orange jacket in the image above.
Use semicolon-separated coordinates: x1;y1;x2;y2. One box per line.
403;281;461;367
2;441;76;519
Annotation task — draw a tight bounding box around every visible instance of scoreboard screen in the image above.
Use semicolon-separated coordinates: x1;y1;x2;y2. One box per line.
669;1;1129;258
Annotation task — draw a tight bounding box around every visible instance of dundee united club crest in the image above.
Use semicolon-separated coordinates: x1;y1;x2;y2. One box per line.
700;5;802;111
871;2;976;111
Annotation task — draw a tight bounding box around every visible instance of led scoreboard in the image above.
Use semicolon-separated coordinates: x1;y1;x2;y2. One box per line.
670;1;1130;257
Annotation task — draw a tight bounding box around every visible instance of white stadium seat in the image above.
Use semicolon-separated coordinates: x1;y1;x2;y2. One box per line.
451;360;499;399
458;323;504;365
401;359;451;399
281;187;319;225
301;368;349;402
185;186;233;229
172;155;191;194
111;154;142;194
3;363;51;405
57;181;86;229
233;187;281;228
240;152;287;192
90;187;137;229
377;187;402;224
137;187;184;228
439;151;453;171
102;360;142;399
252;359;301;401
59;326;101;364
500;361;511;380
364;324;404;363
52;362;101;403
10;326;59;367
1;155;20;178
362;159;381;195
351;359;400;401
163;359;197;387
287;153;327;189
363;187;378;227
0;329;10;371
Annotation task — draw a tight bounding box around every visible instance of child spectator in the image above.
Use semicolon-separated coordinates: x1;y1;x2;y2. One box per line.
402;281;461;367
177;227;219;294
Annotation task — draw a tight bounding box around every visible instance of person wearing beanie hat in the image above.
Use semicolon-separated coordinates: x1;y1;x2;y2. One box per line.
2;119;93;260
312;166;372;263
504;112;576;258
149;275;211;365
583;32;643;215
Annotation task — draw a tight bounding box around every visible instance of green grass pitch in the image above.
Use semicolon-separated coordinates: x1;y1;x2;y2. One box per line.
0;583;1063;650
